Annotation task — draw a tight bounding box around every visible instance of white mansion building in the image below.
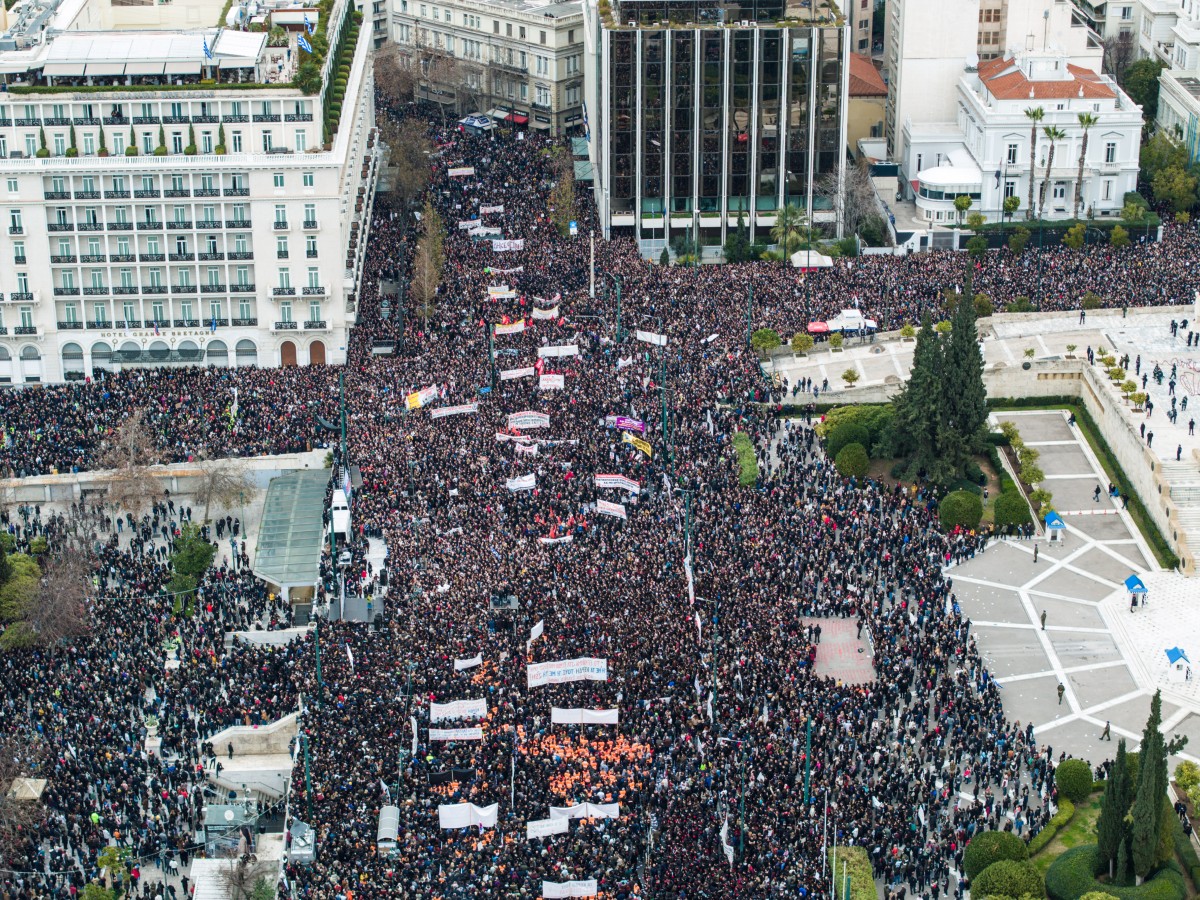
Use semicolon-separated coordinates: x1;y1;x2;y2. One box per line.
0;0;377;384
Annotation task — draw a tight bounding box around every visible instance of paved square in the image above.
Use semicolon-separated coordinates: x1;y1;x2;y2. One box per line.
802;617;875;684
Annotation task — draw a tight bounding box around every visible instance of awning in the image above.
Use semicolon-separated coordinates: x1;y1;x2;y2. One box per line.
1124;574;1147;593
807;322;829;333
164;60;202;75
573;160;593;182
85;62;126;76
530;121;551;130
507;113;529;125
1044;511;1065;529
571;137;588;156
42;63;86;77
126;61;166;75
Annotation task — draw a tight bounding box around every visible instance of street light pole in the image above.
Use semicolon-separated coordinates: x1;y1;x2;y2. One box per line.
302;734;314;822
487;321;497;388
804;716;812;804
745;282;753;348
313;617;322;704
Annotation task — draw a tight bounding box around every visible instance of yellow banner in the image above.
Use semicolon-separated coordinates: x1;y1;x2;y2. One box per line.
405;391;422;410
622;432;653;458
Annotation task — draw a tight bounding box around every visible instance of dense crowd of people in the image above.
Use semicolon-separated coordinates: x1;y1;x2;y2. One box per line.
2;106;1175;899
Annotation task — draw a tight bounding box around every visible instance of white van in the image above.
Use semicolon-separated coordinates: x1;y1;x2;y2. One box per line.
330;489;351;543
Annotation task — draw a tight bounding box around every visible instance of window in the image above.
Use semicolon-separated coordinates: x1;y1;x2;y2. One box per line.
141;175;155;193
173;206;187;224
62;271;76;290
235;234;248;254
53;134;65;155
8;177;19;193
88;238;101;256
83;133;95;155
493;19;499;32
236;266;249;287
273;173;284;188
119;269;133;288
295;131;307;153
143;132;154;154
148;268;162;288
210;300;223;321
9;210;21;232
506;22;512;36
566;85;580;106
64;304;79;324
147;237;161;255
180;299;193;320
1006;143;1018;165
151;301;164;323
57;238;71;256
232;131;243;153
12;242;23;263
89;270;104;290
16;273;28;293
275;204;287;225
171;133;183;154
207;266;221;286
540;29;546;44
303;172;314;187
201;131;213;153
262;131;273;152
1121;5;1132;18
1102;179;1112;200
277;236;289;257
20;307;33;329
304;203;316;224
122;301;136;323
307;267;320;288
278;269;291;289
1004;180;1016;198
117;237;130;256
310;299;322;321
280;300;293;323
202;206;216;225
94;302;108;322
568;28;575;42
24;136;37;157
519;25;525;38
1105;141;1116;163
306;235;318;257
566;54;580;74
175;236;188;255
1052;181;1066;199
536;85;551;106
239;298;252;319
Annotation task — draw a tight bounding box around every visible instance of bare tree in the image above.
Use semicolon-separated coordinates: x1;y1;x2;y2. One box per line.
379;117;434;207
192;458;255;524
0;734;46;857
219;855;277;900
549;146;578;237
1102;31;1135;81
374;43;418;106
0;543;94;649
816;158;889;244
98;409;163;515
410;198;445;329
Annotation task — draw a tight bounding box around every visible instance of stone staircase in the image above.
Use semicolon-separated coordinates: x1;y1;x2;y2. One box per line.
1160;460;1200;553
205;712;299;801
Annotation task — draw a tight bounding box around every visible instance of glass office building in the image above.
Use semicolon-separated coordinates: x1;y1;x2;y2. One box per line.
583;0;849;254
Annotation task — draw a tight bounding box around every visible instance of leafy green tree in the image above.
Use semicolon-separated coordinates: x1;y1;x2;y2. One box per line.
829;332;844;350
1151;164;1197;213
954;194;972;226
966;211;986;231
1121;58;1166;122
82;885;115;900
1008;226;1031;255
963;831;1029;880
1056;758;1093;801
972;860;1044;899
842;369;860;388
1130;691;1166;880
1039;126;1067;217
659;246;670;266
1003;194;1021;223
1110;225;1130;249
1063;222;1086;250
974;294;994;318
790;333;814;355
724;210;753;263
750;328;781;356
938;490;983;530
171;523;217;583
966;235;988;259
770;203;811;254
1139;132;1185;185
1024;105;1045;220
834;443;869;478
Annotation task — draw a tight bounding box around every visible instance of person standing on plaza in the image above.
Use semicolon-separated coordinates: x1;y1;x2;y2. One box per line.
1057;682;1066;705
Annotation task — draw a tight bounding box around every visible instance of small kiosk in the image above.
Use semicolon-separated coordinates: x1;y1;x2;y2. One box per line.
1044;511;1066;543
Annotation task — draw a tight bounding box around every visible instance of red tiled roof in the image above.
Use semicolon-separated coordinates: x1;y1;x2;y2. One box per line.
978;56;1114;101
849;53;887;97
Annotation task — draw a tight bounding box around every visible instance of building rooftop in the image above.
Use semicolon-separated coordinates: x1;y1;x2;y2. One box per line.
849;52;886;97
978;54;1115;100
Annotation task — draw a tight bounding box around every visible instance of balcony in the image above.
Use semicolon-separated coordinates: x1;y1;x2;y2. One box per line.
13;256;25;265
194;189;220;198
302;286;326;296
80;255;106;263
14;117;40;127
162;116;190;125
198;252;225;261
73;117;100;126
167;221;193;230
83;286;110;296
231;283;255;293
193;115;219;124
43;117;70;126
303;220;319;230
304;320;327;330
226;219;251;228
208;319;229;327
285;113;314;122
173;319;200;328
76;191;101;200
10;293;33;303
274;320;298;329
277;251;289;259
8;226;22;235
142;286;167;295
224;187;250;197
137;221;162;231
106;191;131;199
113;286;139;296
134;189;161;198
111;255;135;263
171;284;198;293
87;321;110;329
231;317;257;326
169;253;195;262
107;222;134;231
78;223;104;232
50;255;77;264
44;190;72;200
272;286;295;296
0;118;9;127
0;326;7;334
253;113;282;122
103;116;127;126
222;115;249;123
197;219;222;230
306;249;318;258
121;320;142;328
54;287;80;296
201;284;227;293
228;251;253;260
47;223;75;232
132;116;160;125
273;220;289;230
14;326;37;335
164;189;191;198
139;254;165;262
57;320;84;330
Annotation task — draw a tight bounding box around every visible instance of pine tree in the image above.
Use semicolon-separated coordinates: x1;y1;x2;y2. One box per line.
937;276;988;475
893;314;945;478
1130;691;1166;881
1116;837;1131;884
1096;739;1131;875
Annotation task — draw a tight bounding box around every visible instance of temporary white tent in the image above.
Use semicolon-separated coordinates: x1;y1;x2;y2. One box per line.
789;250;834;269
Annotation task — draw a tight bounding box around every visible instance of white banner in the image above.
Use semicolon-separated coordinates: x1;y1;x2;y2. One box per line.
528;657;608;688
447;166;476;177
492;239;525;252
494;321;526;336
594;474;641;494
596;500;627;520
429;727;484;741
548;803;620;821
487;284;511;295
458;220;480;230
471;226;502;237
437;802;497;829
636;329;667;347
430;403;479;419
495;432;535;444
616;356;633;370
530;619;544;643
720;815;734;867
490;265;523;274
539;374;565;390
410;715;418;756
429;698;488;722
530;305;560;320
514;442;539;456
480;204;505;214
506;474;537;492
526;817;569;840
538;534;574;544
550;708;620;725
538;344;580;359
507;411;551;429
500;366;536;381
542;880;599;899
454;654;483;671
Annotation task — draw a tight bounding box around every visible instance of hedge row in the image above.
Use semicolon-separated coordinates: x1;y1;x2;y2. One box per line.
732;431;758;487
1045;845;1186;900
1172;817;1200;890
827;846;875;900
1026;797;1075;856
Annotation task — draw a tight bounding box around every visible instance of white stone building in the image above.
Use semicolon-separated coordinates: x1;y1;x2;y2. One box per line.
388;0;585;134
903;52;1142;224
1148;0;1200;160
0;0;378;384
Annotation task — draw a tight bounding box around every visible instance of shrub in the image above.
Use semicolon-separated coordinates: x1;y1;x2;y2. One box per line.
939;490;983;531
827;846;875;900
1079;893;1121;900
1006;297;1034;313
829;332;845;350
994;491;1032;528
900;324;916;338
731;432;758;487
1056;759;1094;802
1045;845;1185;900
973;859;1044;899
965;460;986;485
835;443;869;478
827;423;870;459
964;830;1030;880
1027;798;1075;855
1175;761;1200;793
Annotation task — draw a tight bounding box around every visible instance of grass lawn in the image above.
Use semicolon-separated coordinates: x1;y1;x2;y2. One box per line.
1032;793;1105;875
732;432;759;486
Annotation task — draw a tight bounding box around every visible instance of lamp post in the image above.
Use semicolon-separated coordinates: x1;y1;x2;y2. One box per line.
604;272;624;342
313;617;322;704
745;282;753;348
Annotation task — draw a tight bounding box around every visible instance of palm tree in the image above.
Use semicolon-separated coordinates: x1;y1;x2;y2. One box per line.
1074;112;1098;219
1024;106;1045;220
1039;125;1067;218
771;202;809;256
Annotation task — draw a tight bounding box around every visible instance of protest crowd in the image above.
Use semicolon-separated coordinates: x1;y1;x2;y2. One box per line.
1;109;1178;899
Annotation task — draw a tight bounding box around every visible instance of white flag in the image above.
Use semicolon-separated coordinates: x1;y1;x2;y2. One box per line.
345;644;355;672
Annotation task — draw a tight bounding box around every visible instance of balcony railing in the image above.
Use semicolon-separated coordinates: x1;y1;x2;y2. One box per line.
8;226;22;235
132;116;160;125
139;254;165;262
253;113;282;122
169;253;195;262
277;251;289;259
226;219;251;228
224;187;250;196
10;293;33;303
194;189;220;197
76;191;101;200
121;320;141;328
193;115;219;124
113;286;139;295
228;251;253;260
223;114;249;123
105;191;131;199
171;284;198;293
174;319;200;328
14;326;37;335
231;283;255;293
111;254;135;263
50;255;77;264
83;286;110;296
167;221;193;230
303;220;319;230
304;320;327;330
201;284;227;293
103;116;127;126
87;320;110;329
197;219;221;230
73;116;100;126
285;113;314;122
137;221;162;231
164;189;190;198
57;320;84;329
302;286;326;296
14;118;41;127
231;317;257;326
272;286;296;296
54;287;80;296
80;255;106;263
198;252;225;261
306;250;318;258
142;286;167;295
107;222;134;231
162;115;190;125
274;320;298;329
13;256;26;265
273;220;289;230
209;319;230;327
134;189;161;198
44;190;71;200
48;223;75;232
78;223;104;232
43;117;70;126
0;326;8;334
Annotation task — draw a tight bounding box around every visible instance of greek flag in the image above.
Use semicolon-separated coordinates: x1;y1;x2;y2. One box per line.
298;34;314;54
203;37;213;60
304;13;315;34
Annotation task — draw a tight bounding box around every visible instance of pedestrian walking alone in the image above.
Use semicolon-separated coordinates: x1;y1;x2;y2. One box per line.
1057;682;1066;705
